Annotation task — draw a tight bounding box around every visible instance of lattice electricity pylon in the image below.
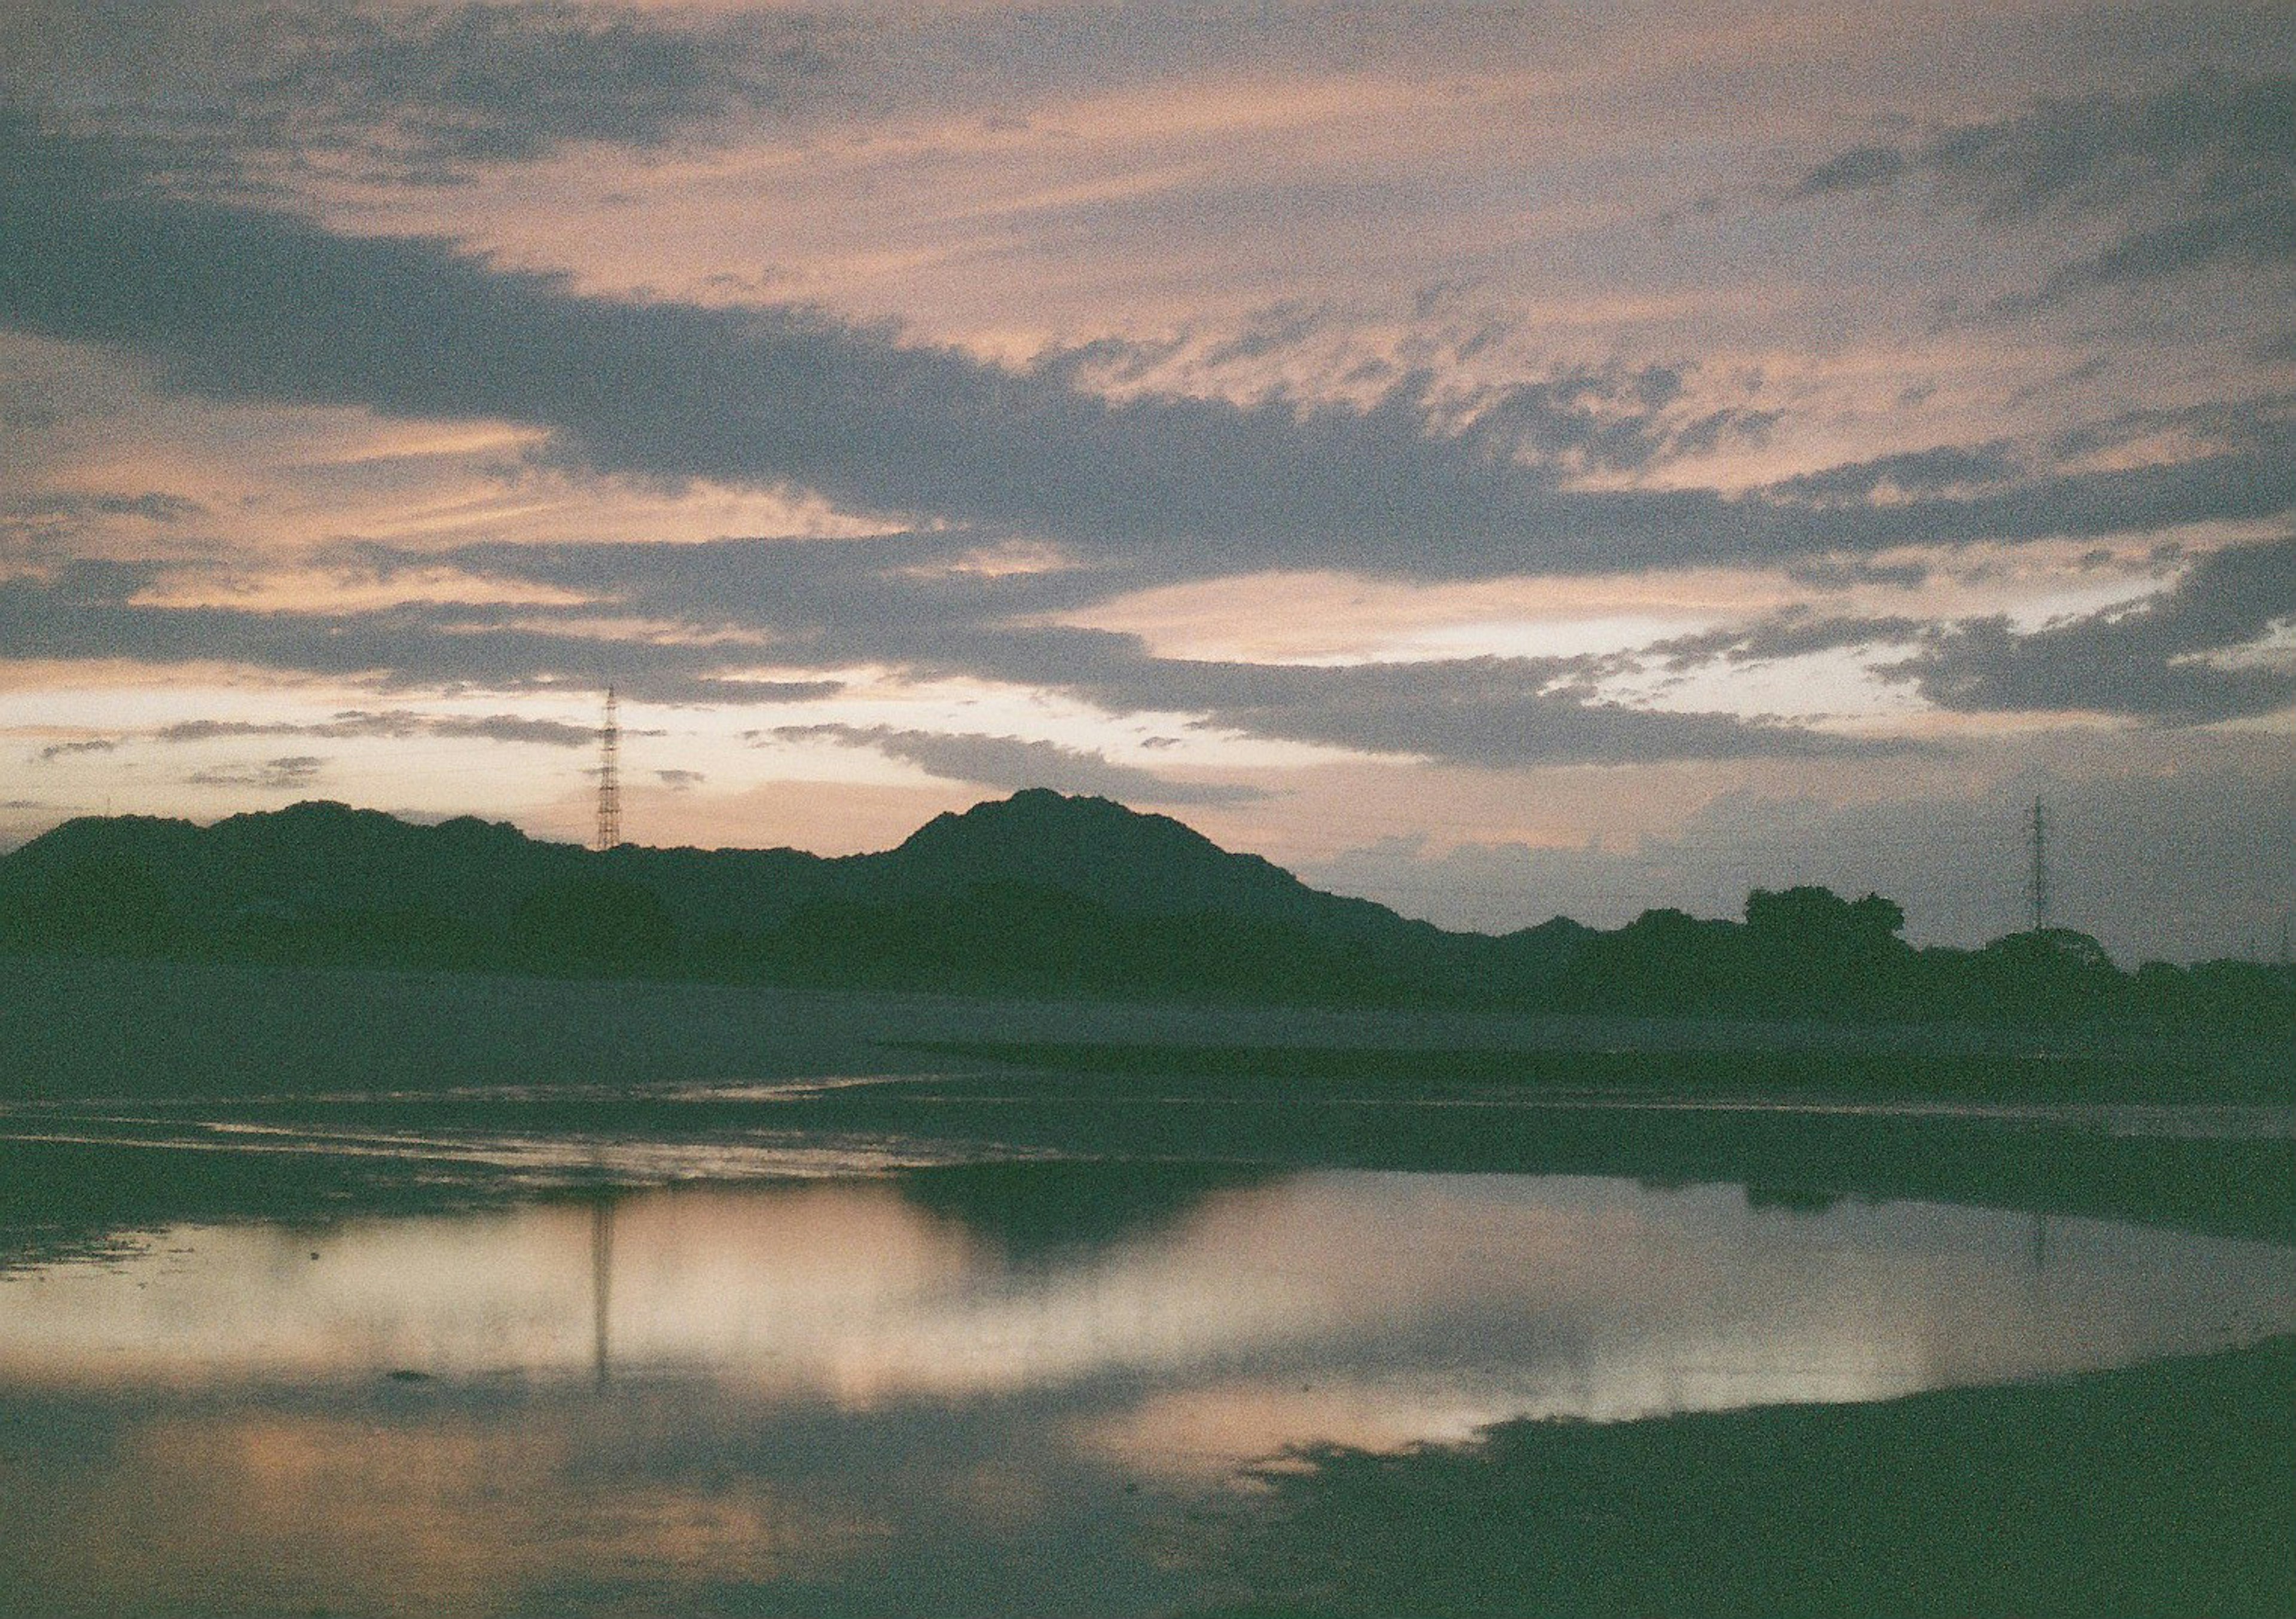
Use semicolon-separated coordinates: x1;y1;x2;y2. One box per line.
595;686;622;852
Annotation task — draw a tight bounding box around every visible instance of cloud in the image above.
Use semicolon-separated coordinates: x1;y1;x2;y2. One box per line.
155;716;404;743
1069;655;1891;766
655;768;704;791
1790;143;1907;196
7;114;2291;593
2;489;204;526
1766;443;2022;503
0;570;824;704
765;723;1266;805
33;737;118;761
1885;537;2296;721
1641;610;1927;673
6;1;835;181
429;536;1882;764
185;754;326;789
426;713;599;747
1790;72;2296;297
4;0;1609;181
152;710;606;747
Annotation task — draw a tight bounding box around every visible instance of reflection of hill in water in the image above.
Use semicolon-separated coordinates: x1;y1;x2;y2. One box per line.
895;1160;1274;1263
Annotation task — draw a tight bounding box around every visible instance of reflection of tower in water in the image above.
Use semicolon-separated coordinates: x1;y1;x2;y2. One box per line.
591;1196;615;1386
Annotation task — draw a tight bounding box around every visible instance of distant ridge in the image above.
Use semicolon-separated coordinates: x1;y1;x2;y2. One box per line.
0;794;2285;1034
0;793;1561;994
0;791;1468;943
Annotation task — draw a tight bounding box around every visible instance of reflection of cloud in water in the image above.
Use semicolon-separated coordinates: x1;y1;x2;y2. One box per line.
4;1171;2292;1428
3;1168;2294;1615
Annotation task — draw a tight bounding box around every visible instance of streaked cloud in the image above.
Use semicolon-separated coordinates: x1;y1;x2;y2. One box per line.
152;710;606;747
1885;536;2296;720
764;724;1266;805
33;737;118;761
8;114;2291;594
1790;72;2296;300
184;754;327;790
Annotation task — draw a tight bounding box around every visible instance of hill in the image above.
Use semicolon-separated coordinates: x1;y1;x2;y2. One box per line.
0;793;2286;1036
0;793;1586;1005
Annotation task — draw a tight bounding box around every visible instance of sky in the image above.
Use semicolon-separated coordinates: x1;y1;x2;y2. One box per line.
1;0;2291;961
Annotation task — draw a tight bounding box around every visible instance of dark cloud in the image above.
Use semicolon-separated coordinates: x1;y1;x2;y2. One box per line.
764;725;1266;805
1791;73;2296;297
152;710;603;747
432;537;1879;763
1767;443;2022;503
1074;655;1888;766
1790;144;1907;196
7;116;2291;591
33;737;117;761
255;3;831;170
185;754;325;789
0;534;1885;768
0;569;813;705
1643;610;1927;673
655;768;704;790
1442;362;1779;476
6;1;835;181
1885;537;2296;721
2045;393;2296;463
8;0;1556;185
155;716;401;743
427;713;600;747
2;490;204;526
1782;555;1932;591
15;558;170;603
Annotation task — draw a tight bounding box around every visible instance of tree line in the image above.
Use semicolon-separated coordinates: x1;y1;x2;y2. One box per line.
3;839;2286;1035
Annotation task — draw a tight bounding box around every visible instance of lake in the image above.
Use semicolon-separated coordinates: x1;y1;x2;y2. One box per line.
3;1119;2292;1617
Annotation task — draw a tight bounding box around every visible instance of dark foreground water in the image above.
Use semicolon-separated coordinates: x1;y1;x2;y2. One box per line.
3;1145;2293;1617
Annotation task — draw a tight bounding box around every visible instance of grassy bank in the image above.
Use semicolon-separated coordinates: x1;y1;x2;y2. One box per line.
1190;1336;2296;1618
5;952;2286;1105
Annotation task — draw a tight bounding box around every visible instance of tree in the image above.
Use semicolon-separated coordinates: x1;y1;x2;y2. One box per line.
509;876;677;973
10;853;180;955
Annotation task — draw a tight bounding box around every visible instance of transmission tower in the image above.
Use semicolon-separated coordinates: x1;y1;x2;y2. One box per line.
594;686;622;852
2026;796;2049;934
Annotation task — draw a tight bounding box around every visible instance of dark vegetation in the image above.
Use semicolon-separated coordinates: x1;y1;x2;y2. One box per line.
913;1037;2283;1101
1;791;2289;1035
1192;1335;2296;1618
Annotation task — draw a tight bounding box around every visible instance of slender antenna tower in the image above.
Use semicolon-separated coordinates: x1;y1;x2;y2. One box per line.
2026;796;2049;934
594;686;622;852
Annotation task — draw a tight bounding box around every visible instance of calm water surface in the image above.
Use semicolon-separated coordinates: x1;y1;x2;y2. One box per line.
3;1163;2292;1617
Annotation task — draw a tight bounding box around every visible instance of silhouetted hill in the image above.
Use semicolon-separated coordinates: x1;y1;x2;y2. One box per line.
1;796;2288;1035
0;795;1510;1000
0;792;1458;939
859;790;1394;930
